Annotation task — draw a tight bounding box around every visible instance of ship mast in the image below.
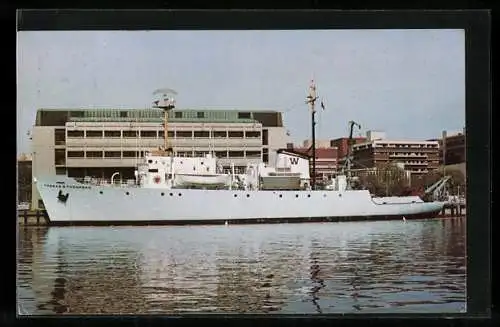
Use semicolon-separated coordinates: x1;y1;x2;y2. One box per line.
153;88;177;155
306;80;319;190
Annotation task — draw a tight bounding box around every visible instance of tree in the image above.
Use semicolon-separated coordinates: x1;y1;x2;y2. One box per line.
357;162;409;196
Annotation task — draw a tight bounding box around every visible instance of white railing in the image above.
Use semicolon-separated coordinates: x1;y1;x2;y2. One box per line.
74;177;139;188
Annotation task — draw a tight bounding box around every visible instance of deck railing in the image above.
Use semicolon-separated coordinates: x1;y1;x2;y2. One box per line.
74;177;139;188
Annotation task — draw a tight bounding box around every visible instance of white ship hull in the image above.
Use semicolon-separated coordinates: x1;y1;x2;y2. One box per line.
36;176;445;226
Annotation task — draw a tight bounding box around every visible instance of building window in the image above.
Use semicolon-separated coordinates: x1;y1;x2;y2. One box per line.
197;112;205;119
120;111;127;118
70;111;84;118
86;151;103;158
175;112;182;119
245;151;261;158
123;151;136;158
140;131;157;138
55;167;66;175
238;112;251;119
228;151;244;158
262;129;269;146
86;130;103;138
176;131;192;138
123;131;138;138
263;148;269;163
54;149;66;166
194;131;210;138
104;131;121;138
159;131;174;138
104;151;121;158
228;131;244;138
215;151;227;158
245;131;261;138
67;130;84;138
54;129;66;145
213;131;227;138
194;151;207;157
67;151;84;158
67;168;85;177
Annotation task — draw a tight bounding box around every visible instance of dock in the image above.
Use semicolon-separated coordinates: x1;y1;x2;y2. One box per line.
17;210;49;226
439;202;466;218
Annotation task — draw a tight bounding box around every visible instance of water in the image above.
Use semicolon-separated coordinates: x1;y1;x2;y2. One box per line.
17;217;466;315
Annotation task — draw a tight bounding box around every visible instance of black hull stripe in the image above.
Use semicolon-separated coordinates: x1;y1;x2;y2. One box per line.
47;211;453;227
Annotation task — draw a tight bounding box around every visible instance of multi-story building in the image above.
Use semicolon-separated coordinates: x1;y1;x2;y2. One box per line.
439;130;466;165
292;147;338;182
17;153;32;205
352;132;440;175
31;108;288;209
301;139;332;149
329;137;368;160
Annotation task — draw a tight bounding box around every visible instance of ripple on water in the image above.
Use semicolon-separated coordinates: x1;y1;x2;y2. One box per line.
17;218;466;314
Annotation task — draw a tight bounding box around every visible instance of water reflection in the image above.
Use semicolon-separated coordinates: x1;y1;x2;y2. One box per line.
17;218;466;315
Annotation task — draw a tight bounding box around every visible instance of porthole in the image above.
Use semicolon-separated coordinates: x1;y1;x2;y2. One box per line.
307;194;311;198
279;194;282;198
323;194;327;197
126;192;130;195
178;193;182;197
339;194;342;197
99;191;103;194
169;193;173;196
246;194;250;198
295;194;299;198
234;194;238;198
161;192;165;196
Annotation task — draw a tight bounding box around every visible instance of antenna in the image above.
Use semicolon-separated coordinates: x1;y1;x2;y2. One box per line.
152;88;177;155
305;79;319;190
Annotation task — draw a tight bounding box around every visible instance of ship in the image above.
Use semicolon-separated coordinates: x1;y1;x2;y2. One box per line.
34;82;445;226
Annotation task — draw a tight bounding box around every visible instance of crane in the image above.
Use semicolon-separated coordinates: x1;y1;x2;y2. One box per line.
422;175;451;202
344;120;361;182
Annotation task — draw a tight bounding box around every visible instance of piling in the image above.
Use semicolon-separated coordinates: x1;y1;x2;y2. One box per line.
18;210;48;227
439;203;466;218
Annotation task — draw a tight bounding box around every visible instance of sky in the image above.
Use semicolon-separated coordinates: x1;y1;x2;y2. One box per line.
17;29;465;155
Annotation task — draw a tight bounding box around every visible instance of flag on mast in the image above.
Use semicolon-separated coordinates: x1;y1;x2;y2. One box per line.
320;100;325;111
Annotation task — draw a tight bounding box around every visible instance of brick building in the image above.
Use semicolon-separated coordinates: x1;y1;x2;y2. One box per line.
17;154;32;205
352;138;440;175
438;130;466;165
293;147;338;181
330;136;368;171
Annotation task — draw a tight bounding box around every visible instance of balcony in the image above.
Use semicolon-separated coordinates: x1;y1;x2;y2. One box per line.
404;162;428;166
65;137;262;148
66;157;140;168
